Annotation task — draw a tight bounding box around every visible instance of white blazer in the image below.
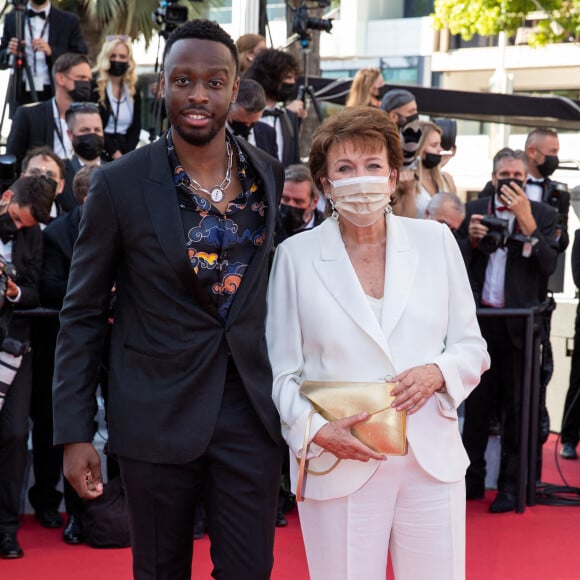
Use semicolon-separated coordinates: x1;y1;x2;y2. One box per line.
266;213;490;501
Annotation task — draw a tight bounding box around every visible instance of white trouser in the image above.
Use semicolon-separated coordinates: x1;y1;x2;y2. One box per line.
297;448;466;580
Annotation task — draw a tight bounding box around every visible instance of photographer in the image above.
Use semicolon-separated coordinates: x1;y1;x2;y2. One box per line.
0;175;53;559
457;148;558;514
0;1;88;107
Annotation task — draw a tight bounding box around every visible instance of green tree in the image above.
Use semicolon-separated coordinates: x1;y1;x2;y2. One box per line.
432;0;580;46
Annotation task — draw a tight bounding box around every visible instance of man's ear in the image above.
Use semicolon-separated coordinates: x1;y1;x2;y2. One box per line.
1;190;14;205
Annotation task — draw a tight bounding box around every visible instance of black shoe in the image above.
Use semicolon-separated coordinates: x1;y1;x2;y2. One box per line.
466;479;485;500
560;443;578;460
0;533;23;559
35;508;64;528
63;514;84;545
275;508;288;527
490;491;516;513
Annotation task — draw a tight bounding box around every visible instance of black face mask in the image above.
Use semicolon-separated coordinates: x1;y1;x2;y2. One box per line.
279;204;307;234
229;120;254;141
537;155;559;177
0;211;18;244
30;0;46;5
422;152;442;169
277;82;297;103
73;133;104;161
68;80;92;102
109;60;129;77
496;178;524;193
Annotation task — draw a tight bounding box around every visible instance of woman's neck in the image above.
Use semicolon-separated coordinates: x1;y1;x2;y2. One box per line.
339;218;386;247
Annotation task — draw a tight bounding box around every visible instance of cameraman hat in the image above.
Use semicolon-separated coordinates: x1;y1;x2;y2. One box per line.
380;89;415;113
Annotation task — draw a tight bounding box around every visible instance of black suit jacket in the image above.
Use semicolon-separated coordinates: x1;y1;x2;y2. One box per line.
52;135;285;462
6;99;56;170
252;122;278;159
40;205;81;309
0;5;87;72
457;197;558;309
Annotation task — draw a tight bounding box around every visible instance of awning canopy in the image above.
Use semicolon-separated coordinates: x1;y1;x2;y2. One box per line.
305;77;580;131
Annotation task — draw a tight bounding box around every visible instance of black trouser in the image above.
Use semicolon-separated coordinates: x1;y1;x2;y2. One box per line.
463;316;523;494
28;318;83;516
119;373;282;580
561;301;580;447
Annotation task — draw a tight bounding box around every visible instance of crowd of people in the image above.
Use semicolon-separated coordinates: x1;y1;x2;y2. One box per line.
0;6;577;580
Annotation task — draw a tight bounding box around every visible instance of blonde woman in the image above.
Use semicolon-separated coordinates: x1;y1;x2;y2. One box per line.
414;121;457;218
93;35;141;160
345;67;384;108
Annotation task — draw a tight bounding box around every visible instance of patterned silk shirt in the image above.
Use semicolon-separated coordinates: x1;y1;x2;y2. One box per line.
166;130;267;320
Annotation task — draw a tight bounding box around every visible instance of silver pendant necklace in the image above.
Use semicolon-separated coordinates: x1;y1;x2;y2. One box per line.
186;139;233;203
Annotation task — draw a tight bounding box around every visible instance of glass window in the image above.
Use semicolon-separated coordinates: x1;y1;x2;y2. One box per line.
404;0;434;18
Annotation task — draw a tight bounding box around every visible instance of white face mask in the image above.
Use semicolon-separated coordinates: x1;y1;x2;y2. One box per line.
327;175;392;227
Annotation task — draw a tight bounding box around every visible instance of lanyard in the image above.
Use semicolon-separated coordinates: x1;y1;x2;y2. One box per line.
52;99;68;155
26;14;49;75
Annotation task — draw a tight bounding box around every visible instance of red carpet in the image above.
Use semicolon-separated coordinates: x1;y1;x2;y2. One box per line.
2;435;579;580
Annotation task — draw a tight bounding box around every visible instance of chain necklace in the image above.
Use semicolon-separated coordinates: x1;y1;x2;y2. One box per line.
186;139;233;203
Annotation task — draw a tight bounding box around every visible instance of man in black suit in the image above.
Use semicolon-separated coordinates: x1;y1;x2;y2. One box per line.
0;176;54;559
6;52;93;172
227;78;278;159
245;49;303;168
0;1;88;107
53;20;284;579
457;148;559;514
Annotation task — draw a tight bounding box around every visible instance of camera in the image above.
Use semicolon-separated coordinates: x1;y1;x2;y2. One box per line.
152;0;189;38
546;180;568;227
479;215;538;257
292;2;333;41
0;256;17;312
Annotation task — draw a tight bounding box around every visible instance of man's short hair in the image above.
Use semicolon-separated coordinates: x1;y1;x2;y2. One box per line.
380;89;415;113
162;19;238;74
427;192;465;219
284;164;319;200
22;146;66;180
525;128;559;149
234;79;266;113
244;49;299;102
492;147;528;174
52;52;91;81
65;102;101;130
8;176;54;224
72;165;97;205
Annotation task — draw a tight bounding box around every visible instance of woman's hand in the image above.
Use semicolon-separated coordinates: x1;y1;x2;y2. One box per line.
312;412;386;462
391;364;445;415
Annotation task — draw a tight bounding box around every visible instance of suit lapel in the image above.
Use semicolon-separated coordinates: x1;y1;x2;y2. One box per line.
381;214;419;343
313;218;395;368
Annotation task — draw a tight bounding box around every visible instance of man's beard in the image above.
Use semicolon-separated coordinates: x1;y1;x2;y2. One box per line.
173;124;220;147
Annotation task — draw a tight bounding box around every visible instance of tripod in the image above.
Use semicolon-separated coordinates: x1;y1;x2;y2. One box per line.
295;37;323;123
0;2;38;140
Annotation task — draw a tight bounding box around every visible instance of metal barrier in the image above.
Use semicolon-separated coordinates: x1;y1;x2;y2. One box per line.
476;306;541;514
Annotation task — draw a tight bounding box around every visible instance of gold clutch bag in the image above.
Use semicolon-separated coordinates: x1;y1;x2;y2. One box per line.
300;380;407;456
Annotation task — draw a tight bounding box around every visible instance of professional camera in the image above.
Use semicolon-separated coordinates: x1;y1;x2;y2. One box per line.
0;256;17;312
152;0;189;38
292;2;333;41
479;215;538;257
545;180;568;227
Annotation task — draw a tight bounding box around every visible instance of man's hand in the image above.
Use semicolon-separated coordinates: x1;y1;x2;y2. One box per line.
6;278;19;298
63;443;104;500
7;38;22;56
285;99;307;120
497;181;537;236
31;37;52;57
468;213;486;245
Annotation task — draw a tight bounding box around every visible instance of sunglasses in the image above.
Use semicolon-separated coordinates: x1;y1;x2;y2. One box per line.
106;35;129;42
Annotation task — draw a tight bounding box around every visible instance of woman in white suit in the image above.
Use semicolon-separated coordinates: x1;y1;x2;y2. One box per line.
266;106;490;580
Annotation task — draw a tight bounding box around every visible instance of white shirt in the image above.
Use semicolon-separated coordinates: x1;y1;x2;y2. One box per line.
24;1;51;92
525;174;544;203
104;81;134;135
51;98;73;159
481;201;515;308
258;109;284;164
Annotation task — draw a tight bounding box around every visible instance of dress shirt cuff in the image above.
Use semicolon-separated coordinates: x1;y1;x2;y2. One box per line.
7;286;21;303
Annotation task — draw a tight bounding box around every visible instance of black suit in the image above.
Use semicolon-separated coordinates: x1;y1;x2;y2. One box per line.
457;198;558;497
258;108;300;168
52;136;284;578
6;99;56;171
0;5;87;105
98;88;142;159
0;221;42;535
252;122;278;159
